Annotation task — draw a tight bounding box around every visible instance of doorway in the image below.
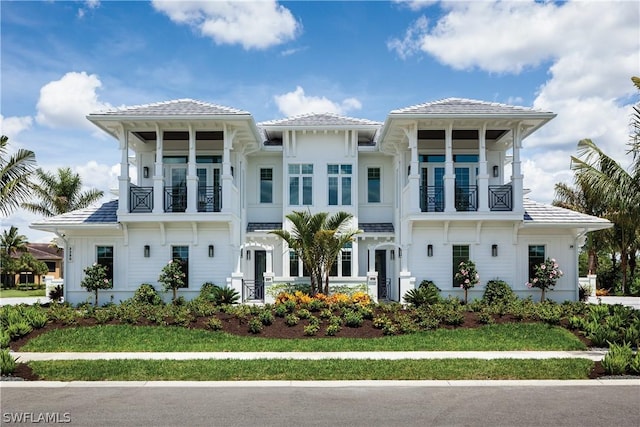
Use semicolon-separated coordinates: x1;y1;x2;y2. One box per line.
375;250;388;300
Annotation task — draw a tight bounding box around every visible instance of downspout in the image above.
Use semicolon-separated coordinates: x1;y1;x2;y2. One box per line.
53;230;68;302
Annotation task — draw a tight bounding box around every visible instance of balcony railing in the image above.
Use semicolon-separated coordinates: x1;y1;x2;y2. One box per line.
489;185;512;211
242;279;264;301
420;186;444;212
197;186;222;212
130;186;153;213
455;186;478;211
164;186;187;213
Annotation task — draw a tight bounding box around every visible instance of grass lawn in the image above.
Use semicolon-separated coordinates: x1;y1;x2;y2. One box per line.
0;288;46;298
20;323;587;352
27;358;594;381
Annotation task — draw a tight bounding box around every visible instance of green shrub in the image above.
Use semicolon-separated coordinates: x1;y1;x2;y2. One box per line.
284;314;299;326
482;280;517;305
24;308;48;329
274;304;288;318
328;315;343;327
7;321;32;339
404;281;440;308
319;308;333;319
248;318;263;334
343;310;364;327
372;315;391;329
308;299;326;312
258;310;274;326
602;342;633;375
588;325;619;347
382;323;398;336
296;308;312;319
477;309;495;325
207;317;223;331
0;349;17;375
0;331;10;348
48;284;64;302
303;323;320;336
199;282;218;299
94;309;113;325
325;324;341;336
133;284;164;306
629;352;640;375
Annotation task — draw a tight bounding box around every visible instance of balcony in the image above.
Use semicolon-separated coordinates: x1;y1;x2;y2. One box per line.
420;186;444;212
419;184;513;213
130;186;153;213
128;185;222;213
197;186;221;213
489;185;512;211
454;186;478;212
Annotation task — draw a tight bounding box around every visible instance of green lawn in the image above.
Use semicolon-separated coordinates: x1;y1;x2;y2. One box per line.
0;288;46;298
28;358;594;381
20;323;587;352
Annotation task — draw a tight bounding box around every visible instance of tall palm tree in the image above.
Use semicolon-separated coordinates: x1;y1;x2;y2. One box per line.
571;138;640;293
271;211;360;295
0;226;29;287
0;135;37;216
22;167;104;217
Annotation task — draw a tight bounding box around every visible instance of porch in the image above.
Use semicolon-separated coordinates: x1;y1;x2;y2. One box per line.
419;184;513;212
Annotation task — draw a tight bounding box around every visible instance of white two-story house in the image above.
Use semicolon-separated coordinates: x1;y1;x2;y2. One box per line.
31;98;611;304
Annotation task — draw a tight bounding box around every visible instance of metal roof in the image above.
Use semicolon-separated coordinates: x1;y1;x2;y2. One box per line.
260;112;382;127
391;97;553;116
89;99;249;117
247;223;283;232
523;199;611;227
359;223;395;233
31;200;119;227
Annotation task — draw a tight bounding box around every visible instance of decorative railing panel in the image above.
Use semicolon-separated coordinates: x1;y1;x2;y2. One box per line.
455;186;478;212
197;186;222;212
129;186;153;213
420;186;444;212
164;186;187;213
489;185;513;211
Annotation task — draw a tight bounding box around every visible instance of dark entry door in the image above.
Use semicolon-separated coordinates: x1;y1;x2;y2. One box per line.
375;250;388;300
253;250;266;300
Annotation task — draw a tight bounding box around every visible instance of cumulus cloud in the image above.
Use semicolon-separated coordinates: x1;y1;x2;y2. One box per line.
0;115;33;139
390;0;639;202
152;0;301;50
36;71;112;130
74;161;120;197
274;86;362;117
78;0;100;19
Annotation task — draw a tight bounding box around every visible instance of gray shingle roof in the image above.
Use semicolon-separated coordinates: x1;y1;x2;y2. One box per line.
391;98;553;116
260;112;382;127
247;222;283;232
523;199;611;226
359;223;395;233
90;99;249;117
31;200;119;226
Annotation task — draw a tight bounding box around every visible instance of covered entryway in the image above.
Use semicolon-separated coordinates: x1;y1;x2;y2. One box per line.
375;249;389;300
243;249;266;301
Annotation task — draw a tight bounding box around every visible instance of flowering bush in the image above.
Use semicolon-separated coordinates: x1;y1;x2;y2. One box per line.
527;257;563;301
80;263;112;306
158;259;186;302
454;260;479;303
275;290;370;307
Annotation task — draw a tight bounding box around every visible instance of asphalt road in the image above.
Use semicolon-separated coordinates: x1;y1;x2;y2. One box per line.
2;384;639;427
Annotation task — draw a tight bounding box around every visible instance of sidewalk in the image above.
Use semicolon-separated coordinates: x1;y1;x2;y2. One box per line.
12;350;608;362
0;296;50;306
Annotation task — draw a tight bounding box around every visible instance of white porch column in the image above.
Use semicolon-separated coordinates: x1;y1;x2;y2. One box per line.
477;123;489;212
406;124;421;214
186;124;198;213
511;124;524;212
153;124;164;214
351;239;359;277
444;123;456;212
221;124;234;213
117;126;130;215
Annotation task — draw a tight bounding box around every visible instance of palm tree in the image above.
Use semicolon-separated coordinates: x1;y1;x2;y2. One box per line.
571;138;640;294
0;135;37;216
22;167;104;216
0;226;29;287
271;211;361;295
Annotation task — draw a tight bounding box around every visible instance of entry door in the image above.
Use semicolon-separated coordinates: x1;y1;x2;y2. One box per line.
253;250;266;300
421;167;444;212
197;166;221;212
164;166;187;212
375;250;388;300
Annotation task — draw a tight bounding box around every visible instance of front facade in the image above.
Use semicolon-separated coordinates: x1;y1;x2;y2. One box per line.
31;98;611;304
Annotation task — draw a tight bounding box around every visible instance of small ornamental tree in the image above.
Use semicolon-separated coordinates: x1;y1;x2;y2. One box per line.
527;257;563;302
454;260;479;304
80;263;112;306
158;259;186;302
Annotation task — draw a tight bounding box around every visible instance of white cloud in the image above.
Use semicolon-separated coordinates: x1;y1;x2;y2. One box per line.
36;71;112;130
393;0;438;12
151;0;301;50
74;161;120;197
391;0;640;203
0;115;33;139
274;86;362;117
78;0;100;19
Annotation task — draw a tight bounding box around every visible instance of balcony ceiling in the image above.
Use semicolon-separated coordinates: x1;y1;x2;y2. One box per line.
132;131;224;142
418;129;508;141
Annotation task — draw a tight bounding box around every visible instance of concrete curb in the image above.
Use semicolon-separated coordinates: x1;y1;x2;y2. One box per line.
2;379;639;388
12;350;608;361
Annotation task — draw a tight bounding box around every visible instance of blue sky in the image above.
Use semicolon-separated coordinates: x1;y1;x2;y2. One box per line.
1;0;639;242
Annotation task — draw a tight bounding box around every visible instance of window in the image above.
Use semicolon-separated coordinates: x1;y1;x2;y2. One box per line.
328;164;352;205
289;164;313;205
45;261;56;272
329;242;352;277
289;251;299;277
260;168;273;203
528;245;545;281
97;246;114;281
172;246;189;288
452;245;470;287
367;167;381;203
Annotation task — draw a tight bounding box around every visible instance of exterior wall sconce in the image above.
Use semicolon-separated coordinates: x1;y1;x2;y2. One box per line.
246;250;251;261
492;165;499;177
208;245;214;258
143;166;149;178
240;249;243;259
492;244;498;257
398;248;402;258
427;244;433;257
390;250;395;260
144;245;150;258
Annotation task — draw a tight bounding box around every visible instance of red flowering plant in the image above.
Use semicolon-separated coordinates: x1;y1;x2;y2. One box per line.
527;257;563;301
158;259;186;302
80;263;112;306
454;260;479;304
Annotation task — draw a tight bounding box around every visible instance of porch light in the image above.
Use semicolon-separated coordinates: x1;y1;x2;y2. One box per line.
143;166;149;178
492;165;499;177
390;250;395;260
398;248;402;258
208;245;215;258
144;245;150;258
492;244;498;257
246;250;251;261
427;244;433;257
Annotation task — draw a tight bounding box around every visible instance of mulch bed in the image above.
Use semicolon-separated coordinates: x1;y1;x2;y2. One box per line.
4;308;610;381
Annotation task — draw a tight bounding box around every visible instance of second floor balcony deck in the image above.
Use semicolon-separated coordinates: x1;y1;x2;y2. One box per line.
420;184;513;212
129;185;222;213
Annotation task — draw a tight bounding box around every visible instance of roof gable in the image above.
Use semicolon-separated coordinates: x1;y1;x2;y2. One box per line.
31;200;118;227
260;112;381;127
391;98;552;116
90;99;249;117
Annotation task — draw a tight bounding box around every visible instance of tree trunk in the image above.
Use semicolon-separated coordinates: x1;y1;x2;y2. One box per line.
464;288;468;304
587;247;598;275
540;288;546;302
172;287;177;302
621;247;628;295
94;290;99;306
629;247;637;280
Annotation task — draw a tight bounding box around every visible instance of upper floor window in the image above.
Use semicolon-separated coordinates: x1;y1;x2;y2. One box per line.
97;245;114;281
528;245;545;281
367;167;381;203
328;164;352;206
289;164;313;206
260;168;273;203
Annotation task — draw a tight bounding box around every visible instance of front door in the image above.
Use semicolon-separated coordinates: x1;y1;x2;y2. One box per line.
164;165;187;212
375;250;388;300
253;250;266;300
